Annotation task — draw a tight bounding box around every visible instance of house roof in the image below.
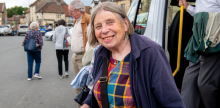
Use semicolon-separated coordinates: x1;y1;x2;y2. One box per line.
7;17;13;21
35;2;64;14
30;0;39;7
61;5;71;17
26;9;30;13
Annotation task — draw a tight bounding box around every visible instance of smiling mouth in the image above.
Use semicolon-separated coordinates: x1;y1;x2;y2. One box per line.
103;35;114;41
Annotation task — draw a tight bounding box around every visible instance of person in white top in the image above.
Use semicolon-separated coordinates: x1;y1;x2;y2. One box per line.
179;0;220;108
68;0;90;108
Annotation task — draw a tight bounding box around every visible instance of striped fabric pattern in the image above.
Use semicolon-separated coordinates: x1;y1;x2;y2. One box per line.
93;53;135;108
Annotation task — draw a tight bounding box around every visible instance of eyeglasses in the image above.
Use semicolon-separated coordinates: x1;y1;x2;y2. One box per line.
68;10;77;15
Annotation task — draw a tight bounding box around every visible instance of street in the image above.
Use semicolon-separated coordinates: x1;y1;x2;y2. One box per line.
0;35;78;108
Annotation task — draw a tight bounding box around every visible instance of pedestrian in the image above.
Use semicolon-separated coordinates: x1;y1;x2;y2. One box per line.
179;0;220;108
68;0;90;107
48;25;52;31
81;2;185;108
53;19;71;79
22;22;43;81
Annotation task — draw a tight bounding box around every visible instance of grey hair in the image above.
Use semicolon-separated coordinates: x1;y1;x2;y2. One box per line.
89;2;134;47
87;24;99;47
70;0;85;12
29;22;39;30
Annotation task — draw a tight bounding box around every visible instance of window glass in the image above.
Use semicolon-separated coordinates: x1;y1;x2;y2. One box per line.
20;26;28;28
40;26;46;29
127;0;138;25
134;0;151;35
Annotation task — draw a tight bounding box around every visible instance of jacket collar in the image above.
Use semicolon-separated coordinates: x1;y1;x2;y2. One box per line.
96;33;151;60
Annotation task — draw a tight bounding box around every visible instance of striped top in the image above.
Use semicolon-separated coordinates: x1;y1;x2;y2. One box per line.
93;53;135;108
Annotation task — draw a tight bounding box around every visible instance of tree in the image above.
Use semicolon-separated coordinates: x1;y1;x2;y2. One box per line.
7;6;28;17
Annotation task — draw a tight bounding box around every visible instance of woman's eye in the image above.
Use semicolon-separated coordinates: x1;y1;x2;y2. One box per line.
95;26;101;29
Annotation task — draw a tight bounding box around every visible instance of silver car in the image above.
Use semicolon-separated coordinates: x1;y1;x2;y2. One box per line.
17;25;29;36
44;31;54;40
3;25;14;36
0;25;4;36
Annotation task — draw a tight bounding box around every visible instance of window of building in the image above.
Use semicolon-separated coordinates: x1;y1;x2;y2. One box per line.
139;3;142;11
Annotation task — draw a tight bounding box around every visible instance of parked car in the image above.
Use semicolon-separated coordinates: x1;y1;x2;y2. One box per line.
17;25;29;36
39;25;47;36
44;31;54;40
45;27;72;41
3;25;13;36
0;25;4;36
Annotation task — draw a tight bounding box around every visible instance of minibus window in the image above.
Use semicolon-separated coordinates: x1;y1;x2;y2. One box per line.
127;0;138;25
134;0;151;35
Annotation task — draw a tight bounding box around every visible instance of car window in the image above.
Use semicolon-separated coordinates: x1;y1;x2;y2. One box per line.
134;0;151;35
4;26;9;28
20;26;28;28
40;26;46;29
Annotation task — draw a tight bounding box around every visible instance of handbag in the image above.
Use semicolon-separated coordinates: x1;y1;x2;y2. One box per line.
74;74;90;105
24;31;37;52
63;28;70;48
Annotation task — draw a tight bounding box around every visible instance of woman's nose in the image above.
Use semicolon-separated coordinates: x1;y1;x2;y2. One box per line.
101;26;109;34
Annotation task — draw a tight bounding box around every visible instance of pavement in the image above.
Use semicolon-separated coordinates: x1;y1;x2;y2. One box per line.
0;35;79;108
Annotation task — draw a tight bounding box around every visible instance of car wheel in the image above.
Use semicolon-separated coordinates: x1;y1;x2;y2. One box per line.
51;35;53;41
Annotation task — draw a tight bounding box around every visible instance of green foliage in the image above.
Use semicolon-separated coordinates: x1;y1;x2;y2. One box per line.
7;6;29;17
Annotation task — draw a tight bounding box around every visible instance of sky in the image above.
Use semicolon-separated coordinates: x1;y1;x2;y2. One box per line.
1;0;93;9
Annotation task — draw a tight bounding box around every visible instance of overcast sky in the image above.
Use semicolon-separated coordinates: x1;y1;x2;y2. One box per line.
1;0;93;9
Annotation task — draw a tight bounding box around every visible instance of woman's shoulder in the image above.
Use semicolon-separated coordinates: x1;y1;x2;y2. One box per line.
130;33;164;55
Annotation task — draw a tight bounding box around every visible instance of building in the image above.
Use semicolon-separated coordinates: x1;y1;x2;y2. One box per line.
25;9;30;25
29;0;66;23
61;5;73;25
35;2;66;26
0;2;7;25
111;0;134;13
91;0;108;9
7;15;23;26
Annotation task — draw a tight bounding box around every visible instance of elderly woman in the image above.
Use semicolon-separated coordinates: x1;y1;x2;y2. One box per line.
53;19;71;79
81;2;185;108
22;22;43;81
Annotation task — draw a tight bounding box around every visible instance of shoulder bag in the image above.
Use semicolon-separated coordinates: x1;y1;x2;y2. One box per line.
24;31;37;52
74;74;90;105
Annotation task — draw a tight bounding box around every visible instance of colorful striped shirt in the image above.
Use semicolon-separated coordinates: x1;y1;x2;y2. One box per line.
22;30;43;51
93;53;135;108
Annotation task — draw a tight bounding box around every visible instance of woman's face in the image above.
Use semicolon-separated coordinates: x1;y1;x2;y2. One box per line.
94;10;128;50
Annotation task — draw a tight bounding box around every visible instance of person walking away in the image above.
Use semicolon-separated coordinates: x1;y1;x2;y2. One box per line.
68;0;90;107
179;0;220;108
81;2;185;108
22;22;43;81
53;19;71;79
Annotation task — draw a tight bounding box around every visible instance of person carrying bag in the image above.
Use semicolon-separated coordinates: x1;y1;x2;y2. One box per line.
24;31;37;52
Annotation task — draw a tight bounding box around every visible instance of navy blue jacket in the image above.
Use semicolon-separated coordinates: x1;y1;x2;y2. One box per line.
84;33;185;108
